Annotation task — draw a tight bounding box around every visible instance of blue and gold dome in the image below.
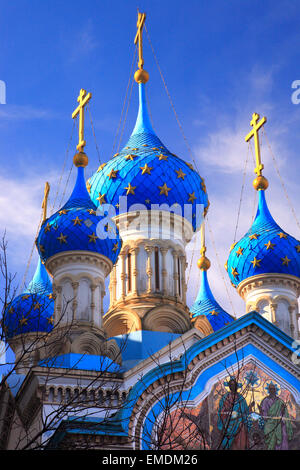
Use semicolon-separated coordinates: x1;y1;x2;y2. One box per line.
227;189;300;287
36;160;122;265
88;82;209;231
3;258;54;339
190;269;234;331
190;225;234;332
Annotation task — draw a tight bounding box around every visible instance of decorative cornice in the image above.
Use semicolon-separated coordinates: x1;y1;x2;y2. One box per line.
46;250;113;277
238;273;300;299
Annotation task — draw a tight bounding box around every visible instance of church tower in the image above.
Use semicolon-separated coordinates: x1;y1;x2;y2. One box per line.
88;13;209;336
36;90;122;359
226;113;300;338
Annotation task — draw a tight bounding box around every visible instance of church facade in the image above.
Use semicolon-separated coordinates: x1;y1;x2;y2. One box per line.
1;13;300;451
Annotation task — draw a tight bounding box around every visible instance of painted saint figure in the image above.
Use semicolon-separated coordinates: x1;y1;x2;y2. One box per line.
259;382;293;450
217;377;253;449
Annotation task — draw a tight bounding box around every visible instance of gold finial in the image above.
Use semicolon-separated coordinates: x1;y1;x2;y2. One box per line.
42;182;50;223
134;11;149;84
245;112;268;190
197;219;211;271
72;88;92;165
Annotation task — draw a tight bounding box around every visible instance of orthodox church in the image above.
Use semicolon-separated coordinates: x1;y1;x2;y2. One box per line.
1;13;300;451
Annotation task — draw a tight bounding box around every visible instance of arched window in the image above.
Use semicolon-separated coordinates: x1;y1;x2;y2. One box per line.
177;257;181;297
127;252;132;293
155;247;160;290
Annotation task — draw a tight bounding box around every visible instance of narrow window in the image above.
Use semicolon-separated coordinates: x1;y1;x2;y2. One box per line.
155;247;160;290
127;253;132;292
177;257;181;297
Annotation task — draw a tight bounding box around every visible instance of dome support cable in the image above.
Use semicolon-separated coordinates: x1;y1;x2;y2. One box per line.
87;103;102;164
111;46;137;158
145;24;236;315
233;143;250;243
262;127;300;234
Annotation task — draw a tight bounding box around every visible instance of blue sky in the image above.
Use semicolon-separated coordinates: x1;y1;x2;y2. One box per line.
1;0;300;316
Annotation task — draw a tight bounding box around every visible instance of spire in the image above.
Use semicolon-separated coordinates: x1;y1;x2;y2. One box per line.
23;257;52;295
197;220;211;271
245;112;269;191
131;83;155;136
42;182;50;223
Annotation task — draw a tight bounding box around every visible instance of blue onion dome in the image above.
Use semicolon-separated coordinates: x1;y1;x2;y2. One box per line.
190;248;234;332
3;258;54;339
88;83;209;231
227;189;300;288
36;153;122;265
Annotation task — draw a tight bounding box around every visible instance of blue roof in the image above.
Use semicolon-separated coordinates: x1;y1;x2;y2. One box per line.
190;269;234;331
88;83;209;231
36;165;122;264
38;353;121;373
227;189;300;287
4;258;54;338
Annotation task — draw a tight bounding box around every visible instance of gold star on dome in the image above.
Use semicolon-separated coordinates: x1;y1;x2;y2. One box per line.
236;247;244;256
97;163;106;172
201;180;207;193
86;180;91;193
145;199;151;204
113;153;119;158
188;192;197;203
115;203;120;208
250;257;261;268
265;241;275;250
48;293;54;300
209;310;219;316
44;223;51;233
125;183;136;195
157;154;168;161
230;242;237;251
88;232;98;243
57;233;68;244
132;147;139;151
186;163;194;170
175;168;186;180
87;209;96;215
19;316;28;326
142;144;148;147
47;316;54;325
112;242;119;252
33;302;41;311
140;163;153;175
96;193;106;205
59;209;68;216
281;255;291;266
72;216;83;226
8;306;14;314
125;154;137;161
22;294;30;300
295;245;300;253
108;169;119;180
277;232;288;239
152;147;160;151
231;267;239;278
39;244;45;253
159;183;171;196
249;233;260;240
224;261;228;271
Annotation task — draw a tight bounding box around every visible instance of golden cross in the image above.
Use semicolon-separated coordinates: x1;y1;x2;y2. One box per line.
72;88;92;152
42;182;50;223
245;112;267;176
134;11;146;70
